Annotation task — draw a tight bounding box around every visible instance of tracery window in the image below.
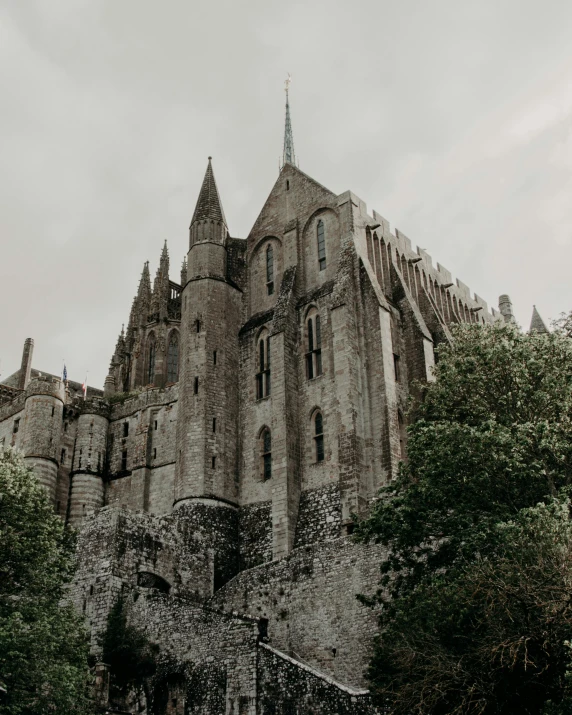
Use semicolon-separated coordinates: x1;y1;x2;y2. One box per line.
167;332;179;383
266;244;274;296
261;428;272;481
317;219;326;271
305;311;323;379
314;411;324;462
147;335;156;385
256;331;271;399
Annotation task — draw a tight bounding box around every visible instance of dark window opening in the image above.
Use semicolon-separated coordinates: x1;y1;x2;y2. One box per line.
167;332;179;382
317;219;326;271
123;422;129;437
13;419;19;434
261;429;272;481
212;456;216;469
256;335;271;399
196;319;201;333
212;417;216;432
147;338;156;385
306;314;323;379
51;406;55;417
153;448;157;460
194;377;199;394
79;448;82;469
64;422;68;432
121;450;127;471
61;448;66;464
89;585;94;596
213;350;217;365
394;354;401;382
286;179;290;190
266;244;274;296
154;420;158;430
315;412;324;462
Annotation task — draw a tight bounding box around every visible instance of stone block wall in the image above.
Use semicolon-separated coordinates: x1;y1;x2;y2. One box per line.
294;483;341;548
211;536;384;688
257;643;375;715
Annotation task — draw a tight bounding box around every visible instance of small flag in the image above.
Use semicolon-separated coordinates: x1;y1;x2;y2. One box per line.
62;364;68;382
82;374;88;400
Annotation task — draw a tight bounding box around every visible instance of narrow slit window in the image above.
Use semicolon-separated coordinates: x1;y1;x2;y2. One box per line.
61;448;66;464
123;422;129;438
194;377;199;394
306;312;323;379
147;338;156;385
256;333;271;399
393;354;401;382
261;429;272;481
167;332;179;382
314;412;324;462
266;244;274;296
213;350;217;365
317;220;326;271
196;319;201;333
211;456;216;469
13;419;19;434
212;417;216;433
121;450;127;471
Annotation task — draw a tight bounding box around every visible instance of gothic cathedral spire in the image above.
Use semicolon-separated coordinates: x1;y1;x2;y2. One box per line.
282;73;296;168
190;157;227;228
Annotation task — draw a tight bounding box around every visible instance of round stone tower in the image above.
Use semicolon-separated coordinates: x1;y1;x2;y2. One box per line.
21;375;66;506
68;400;110;527
173;158;243;589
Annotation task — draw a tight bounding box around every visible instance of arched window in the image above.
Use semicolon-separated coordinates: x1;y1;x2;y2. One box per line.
317;220;326;271
256;331;271;399
261;428;272;480
167;332;179;383
147;335;156;385
266;244;274;296
305;311;323;379
314;411;324;462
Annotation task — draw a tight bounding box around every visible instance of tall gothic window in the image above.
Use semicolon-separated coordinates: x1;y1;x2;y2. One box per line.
167;332;179;383
261;428;272;481
147;335;156;385
256;331;271;399
314;411;324;462
305;311;323;379
317;220;326;271
266;244;274;296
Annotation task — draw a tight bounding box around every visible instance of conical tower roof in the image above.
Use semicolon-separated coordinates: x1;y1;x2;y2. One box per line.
530;305;549;333
190;157;227;227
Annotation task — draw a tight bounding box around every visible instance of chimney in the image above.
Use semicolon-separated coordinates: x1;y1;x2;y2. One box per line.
18;338;34;390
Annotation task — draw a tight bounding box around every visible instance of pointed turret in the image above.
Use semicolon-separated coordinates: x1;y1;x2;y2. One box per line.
530;305;549;333
180;257;188;286
189;158;228;249
151;242;170;319
136;261;152;325
282;74;296;168
113;325;126;360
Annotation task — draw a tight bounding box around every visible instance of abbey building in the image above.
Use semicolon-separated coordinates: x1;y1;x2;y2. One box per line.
0;99;530;713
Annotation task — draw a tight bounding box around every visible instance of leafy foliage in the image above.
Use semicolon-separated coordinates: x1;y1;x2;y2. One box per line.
357;319;572;714
0;449;92;715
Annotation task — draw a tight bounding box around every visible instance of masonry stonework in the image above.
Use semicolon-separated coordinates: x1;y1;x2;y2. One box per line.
1;153;511;713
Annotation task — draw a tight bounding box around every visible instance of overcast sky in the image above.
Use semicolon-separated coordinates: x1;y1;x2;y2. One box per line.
1;0;571;388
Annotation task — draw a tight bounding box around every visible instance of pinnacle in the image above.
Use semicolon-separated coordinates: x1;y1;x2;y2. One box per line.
190;158;227;227
530;305;549;333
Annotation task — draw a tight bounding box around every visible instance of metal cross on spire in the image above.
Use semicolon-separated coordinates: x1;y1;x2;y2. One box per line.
281;73;296;169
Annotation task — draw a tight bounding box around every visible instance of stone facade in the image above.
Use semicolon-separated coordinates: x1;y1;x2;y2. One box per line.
1;153;509;713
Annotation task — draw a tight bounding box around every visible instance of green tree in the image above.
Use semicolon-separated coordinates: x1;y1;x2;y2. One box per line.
0;449;92;715
358;320;572;714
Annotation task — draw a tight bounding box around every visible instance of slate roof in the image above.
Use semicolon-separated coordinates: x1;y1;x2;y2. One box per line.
190;157;227;226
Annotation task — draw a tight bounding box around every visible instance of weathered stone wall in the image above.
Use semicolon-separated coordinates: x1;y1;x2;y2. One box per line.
257;643;375;715
294;483;341;548
239;501;272;570
210;536;383;688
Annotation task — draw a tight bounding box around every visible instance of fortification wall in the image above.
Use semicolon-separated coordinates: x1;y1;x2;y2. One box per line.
210;536;383;688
